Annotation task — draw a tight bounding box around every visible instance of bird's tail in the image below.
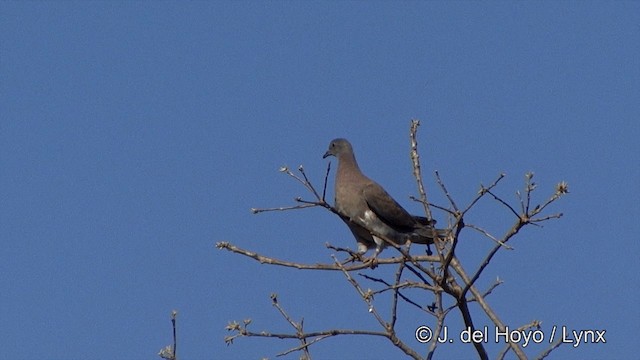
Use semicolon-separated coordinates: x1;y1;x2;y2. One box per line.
411;228;450;244
411;216;451;244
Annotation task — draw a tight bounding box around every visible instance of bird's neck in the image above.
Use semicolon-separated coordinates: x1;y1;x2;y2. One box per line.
337;153;363;180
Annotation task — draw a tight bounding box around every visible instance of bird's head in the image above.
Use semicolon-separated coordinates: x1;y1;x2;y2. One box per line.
323;138;353;159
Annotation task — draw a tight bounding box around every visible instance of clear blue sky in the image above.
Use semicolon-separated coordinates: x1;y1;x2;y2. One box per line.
1;1;638;359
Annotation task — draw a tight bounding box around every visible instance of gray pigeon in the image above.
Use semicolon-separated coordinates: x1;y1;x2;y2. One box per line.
323;138;447;257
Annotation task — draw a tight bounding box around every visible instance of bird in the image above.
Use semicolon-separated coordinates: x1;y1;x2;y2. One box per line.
323;138;447;260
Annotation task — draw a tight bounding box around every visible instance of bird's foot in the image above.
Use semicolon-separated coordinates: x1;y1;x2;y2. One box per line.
342;252;365;264
365;255;379;269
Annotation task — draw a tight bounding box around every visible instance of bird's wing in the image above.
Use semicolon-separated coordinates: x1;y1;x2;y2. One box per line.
362;182;416;230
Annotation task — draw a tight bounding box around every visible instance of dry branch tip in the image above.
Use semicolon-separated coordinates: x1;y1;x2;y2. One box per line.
556;181;569;195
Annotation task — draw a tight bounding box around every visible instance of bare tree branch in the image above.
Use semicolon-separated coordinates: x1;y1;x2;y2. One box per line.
270;293;311;359
450;256;528;359
461;173;506;215
466;223;513;250
216;241;441;270
434;170;459;213
218;120;568;360
409;119;432;221
535;335;565;360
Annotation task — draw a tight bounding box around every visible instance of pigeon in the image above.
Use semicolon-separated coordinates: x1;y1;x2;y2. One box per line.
323;138;447;258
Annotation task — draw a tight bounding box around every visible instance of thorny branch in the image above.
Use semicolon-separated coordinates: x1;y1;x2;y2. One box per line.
218;121;568;360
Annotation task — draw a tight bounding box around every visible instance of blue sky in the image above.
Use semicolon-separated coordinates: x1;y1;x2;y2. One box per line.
1;1;638;359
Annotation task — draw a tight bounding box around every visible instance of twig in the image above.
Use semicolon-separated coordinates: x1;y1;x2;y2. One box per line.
530;213;563;222
460;219;524;299
331;255;387;326
172;310;177;360
277;334;331;357
358;274;437;314
533;182;568;215
449;257;527;359
426;291;446;360
251;203;318;214
496;320;542;360
434;170;459;212
441;213;464;279
409;119;432;220
446;277;504;312
485;189;521;219
461;177;567;299
250;165;334;216
535;336;564;360
279;166;319;200
455;288;489;360
390;262;405;329
466;224;513;250
404;262;433;286
409;197;456;216
331;255;422;360
405;138;447;268
525;172;535;215
225;324;389;345
461;173;506;215
216;241;441;270
158;310;178;360
298;165;322;201
322;161;331;201
270;294;311;359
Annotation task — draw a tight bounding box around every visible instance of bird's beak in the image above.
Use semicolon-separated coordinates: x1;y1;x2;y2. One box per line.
323;151;332;159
